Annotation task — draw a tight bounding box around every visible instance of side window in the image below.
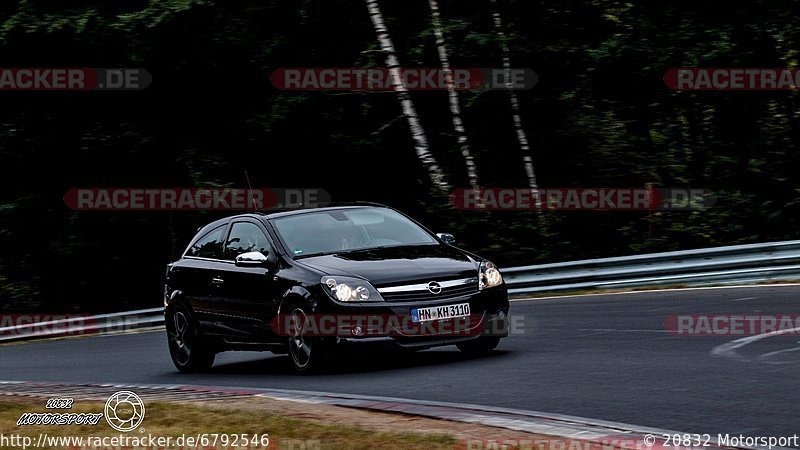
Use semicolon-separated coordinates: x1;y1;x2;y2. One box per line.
225;222;272;260
185;226;224;259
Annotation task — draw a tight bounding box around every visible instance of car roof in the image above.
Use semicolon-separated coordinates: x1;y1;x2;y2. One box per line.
192;205;393;236
262;205;386;220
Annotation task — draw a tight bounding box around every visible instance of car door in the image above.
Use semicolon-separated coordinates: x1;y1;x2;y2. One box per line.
213;219;282;342
172;224;228;334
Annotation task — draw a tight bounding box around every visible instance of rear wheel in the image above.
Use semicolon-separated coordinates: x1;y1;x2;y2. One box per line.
166;306;215;373
457;337;501;356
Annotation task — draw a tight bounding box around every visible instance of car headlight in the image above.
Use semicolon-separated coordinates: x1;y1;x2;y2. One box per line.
321;276;384;302
479;260;504;290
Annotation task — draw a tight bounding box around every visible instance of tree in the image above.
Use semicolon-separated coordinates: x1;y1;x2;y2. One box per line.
490;0;540;208
428;0;480;191
366;0;450;191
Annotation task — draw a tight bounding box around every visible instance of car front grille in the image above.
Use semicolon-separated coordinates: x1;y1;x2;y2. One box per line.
378;277;479;302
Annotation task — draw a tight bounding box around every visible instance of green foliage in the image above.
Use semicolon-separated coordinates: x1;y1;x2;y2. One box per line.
1;0;799;310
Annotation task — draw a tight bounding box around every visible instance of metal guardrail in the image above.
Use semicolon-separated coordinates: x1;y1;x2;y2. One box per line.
0;308;163;343
503;240;800;295
3;240;800;342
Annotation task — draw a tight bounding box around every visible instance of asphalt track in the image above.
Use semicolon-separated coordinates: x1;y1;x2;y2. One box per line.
2;285;799;437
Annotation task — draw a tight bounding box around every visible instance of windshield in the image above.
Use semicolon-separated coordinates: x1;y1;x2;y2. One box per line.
271;208;437;257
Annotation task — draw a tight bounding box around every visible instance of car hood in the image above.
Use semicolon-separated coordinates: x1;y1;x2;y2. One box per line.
297;244;479;286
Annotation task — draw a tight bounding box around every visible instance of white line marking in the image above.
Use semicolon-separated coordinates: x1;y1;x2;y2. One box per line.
577;328;671;333
711;326;800;360
729;297;758;302
758;344;800;360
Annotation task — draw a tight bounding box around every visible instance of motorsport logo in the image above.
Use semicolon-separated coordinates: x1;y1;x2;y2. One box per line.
104;391;146;432
16;391;145;432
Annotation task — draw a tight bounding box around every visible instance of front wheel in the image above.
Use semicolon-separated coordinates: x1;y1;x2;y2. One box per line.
166;306;215;373
287;307;328;373
457;337;501;356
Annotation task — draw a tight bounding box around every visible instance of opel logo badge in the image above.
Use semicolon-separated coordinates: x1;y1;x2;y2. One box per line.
427;281;442;294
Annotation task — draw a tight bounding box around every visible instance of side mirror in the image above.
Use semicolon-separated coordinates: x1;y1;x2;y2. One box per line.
436;233;456;245
235;251;269;268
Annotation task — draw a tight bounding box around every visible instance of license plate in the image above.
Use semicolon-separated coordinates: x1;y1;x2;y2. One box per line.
411;303;471;323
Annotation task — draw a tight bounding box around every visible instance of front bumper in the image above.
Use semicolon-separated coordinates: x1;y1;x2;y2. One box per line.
335;310;509;350
323;285;510;350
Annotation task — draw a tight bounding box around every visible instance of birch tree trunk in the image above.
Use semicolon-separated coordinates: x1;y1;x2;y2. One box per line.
490;0;541;209
428;0;480;191
366;0;449;191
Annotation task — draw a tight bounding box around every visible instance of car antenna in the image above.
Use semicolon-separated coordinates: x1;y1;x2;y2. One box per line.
244;170;258;212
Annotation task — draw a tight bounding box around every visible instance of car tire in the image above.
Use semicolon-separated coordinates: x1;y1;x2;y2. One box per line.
286;306;328;373
457;337;501;356
166;305;216;373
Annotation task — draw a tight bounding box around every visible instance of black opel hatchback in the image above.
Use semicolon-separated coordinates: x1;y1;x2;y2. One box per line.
164;206;509;373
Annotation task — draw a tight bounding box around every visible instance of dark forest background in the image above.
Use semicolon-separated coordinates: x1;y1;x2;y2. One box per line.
1;0;799;312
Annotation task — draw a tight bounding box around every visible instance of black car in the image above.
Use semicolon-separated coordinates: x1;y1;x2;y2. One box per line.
164;205;509;372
